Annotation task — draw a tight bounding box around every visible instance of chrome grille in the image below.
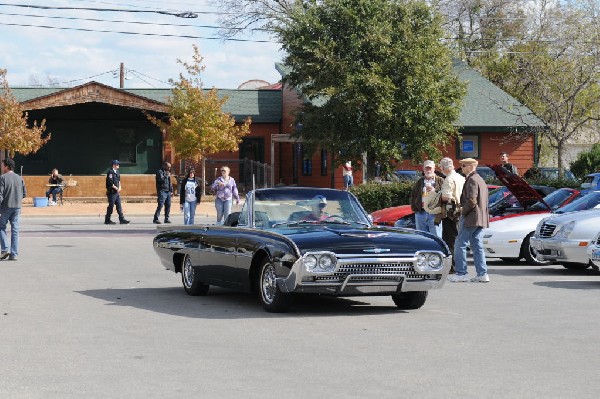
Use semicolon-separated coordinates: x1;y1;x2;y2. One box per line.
314;262;433;282
539;222;557;238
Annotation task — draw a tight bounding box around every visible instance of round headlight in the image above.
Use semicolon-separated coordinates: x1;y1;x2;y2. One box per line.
304;255;317;271
318;254;335;271
427;253;443;269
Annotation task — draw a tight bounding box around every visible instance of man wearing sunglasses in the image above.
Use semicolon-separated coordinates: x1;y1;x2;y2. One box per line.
448;158;490;283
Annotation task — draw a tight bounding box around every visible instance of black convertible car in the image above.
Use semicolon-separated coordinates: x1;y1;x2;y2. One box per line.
153;187;451;312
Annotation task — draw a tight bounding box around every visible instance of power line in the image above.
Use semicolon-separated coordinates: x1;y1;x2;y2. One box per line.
0;21;276;42
128;69;169;85
0;10;268;30
0;2;199;18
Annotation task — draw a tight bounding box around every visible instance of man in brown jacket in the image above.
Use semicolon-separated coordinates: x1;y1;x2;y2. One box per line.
448;158;490;283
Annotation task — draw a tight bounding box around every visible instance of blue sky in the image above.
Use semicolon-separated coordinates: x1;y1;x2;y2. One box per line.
0;0;283;89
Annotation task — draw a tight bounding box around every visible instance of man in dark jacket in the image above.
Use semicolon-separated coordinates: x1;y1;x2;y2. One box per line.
500;152;518;175
104;160;130;225
449;158;490;283
409;160;444;237
153;161;173;224
0;158;27;260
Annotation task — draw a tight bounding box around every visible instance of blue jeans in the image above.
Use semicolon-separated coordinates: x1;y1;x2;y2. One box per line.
454;218;488;276
343;175;353;189
215;197;232;225
183;200;197;225
0;208;20;257
46;187;62;202
414;210;441;237
154;191;172;221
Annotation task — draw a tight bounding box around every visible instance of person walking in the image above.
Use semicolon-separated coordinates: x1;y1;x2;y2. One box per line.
410;160;443;237
448;158;490;283
179;169;202;225
211;166;240;225
439;157;465;273
153;161;173;224
342;161;353;190
104;160;130;225
0;158;26;260
500;152;518;175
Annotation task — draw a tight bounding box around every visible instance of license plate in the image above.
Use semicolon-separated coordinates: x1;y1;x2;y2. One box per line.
592;249;600;261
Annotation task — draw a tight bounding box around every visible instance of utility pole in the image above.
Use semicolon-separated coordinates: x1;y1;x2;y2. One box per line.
119;62;125;89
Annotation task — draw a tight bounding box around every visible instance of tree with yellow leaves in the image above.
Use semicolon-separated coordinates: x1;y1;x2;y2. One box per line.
146;45;251;163
0;69;49;158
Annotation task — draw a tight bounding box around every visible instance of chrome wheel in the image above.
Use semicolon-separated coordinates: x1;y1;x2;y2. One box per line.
257;258;293;312
181;255;209;296
261;262;277;304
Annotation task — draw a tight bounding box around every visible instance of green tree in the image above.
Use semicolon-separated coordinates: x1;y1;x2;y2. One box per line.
478;5;600;176
0;69;50;157
274;0;466;177
146;45;251;162
570;143;600;178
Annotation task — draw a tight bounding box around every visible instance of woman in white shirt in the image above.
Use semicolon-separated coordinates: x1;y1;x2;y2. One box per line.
179;169;202;225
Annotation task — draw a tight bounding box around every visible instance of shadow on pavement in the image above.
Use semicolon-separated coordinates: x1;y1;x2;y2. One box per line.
75;286;403;319
533;280;600;290
489;264;600;277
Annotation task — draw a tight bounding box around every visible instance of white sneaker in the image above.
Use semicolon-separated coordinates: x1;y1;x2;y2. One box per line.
447;274;470;282
470;274;490;283
49;201;56;206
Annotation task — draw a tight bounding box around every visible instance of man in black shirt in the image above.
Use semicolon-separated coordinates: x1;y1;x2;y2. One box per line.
105;160;130;225
153;161;173;224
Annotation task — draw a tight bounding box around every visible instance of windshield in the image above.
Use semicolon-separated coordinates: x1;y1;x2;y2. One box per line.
242;188;371;228
554;191;600;214
529;189;575;211
488;187;509;206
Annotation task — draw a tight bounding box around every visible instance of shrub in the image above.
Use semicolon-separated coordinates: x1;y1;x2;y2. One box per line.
570;143;600;178
350;182;413;213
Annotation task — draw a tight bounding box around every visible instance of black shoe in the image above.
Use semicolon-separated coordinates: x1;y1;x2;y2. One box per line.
8;255;17;261
0;251;9;260
153;219;161;224
105;220;116;225
164;219;172;224
120;219;130;225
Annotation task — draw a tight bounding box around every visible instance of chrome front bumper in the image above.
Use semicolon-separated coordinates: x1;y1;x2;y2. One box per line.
277;255;451;295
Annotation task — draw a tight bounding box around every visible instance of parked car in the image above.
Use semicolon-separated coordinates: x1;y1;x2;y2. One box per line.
580;173;600;193
523;167;578;181
489;187;580;220
585;232;600;272
483;190;599;266
153;187;451;312
393;170;420;182
530;194;600;270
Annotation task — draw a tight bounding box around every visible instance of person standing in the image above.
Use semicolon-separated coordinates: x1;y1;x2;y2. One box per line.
438;157;465;273
46;168;64;206
342;161;353;190
500;152;518;175
0;158;26;260
179;169;202;225
211;166;240;225
104;160;130;225
153;161;173;224
449;158;490;283
410;160;443;237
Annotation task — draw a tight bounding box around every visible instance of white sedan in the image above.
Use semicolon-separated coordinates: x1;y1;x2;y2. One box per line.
586;232;600;272
530;208;600;270
483;190;600;266
483;213;551;265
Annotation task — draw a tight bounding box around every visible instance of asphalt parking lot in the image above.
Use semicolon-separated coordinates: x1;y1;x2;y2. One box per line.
1;215;599;398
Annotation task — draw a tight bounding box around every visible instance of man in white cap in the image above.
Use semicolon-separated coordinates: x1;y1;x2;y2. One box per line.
439;157;465;272
448;158;489;283
409;160;443;237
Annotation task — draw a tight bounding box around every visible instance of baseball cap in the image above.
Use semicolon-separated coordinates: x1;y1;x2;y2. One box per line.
460;158;478;166
423;160;435;168
111;160;120;166
312;195;327;206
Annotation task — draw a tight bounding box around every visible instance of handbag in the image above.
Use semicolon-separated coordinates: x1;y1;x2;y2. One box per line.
424;190;442;215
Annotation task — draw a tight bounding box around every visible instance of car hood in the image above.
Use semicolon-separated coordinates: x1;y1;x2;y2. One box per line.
274;225;448;256
539;208;600;225
489;164;548;209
